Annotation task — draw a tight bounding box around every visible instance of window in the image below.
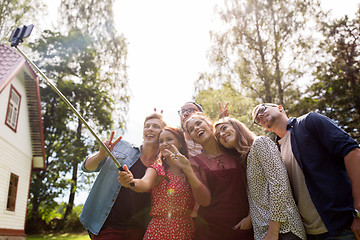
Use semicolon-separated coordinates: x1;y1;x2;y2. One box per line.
5;85;21;132
7;173;19;211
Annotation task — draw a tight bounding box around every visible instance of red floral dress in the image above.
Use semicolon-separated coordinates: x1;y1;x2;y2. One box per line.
144;164;195;240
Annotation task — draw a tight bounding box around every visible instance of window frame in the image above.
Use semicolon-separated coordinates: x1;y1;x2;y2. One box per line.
6;173;19;212
5;85;22;132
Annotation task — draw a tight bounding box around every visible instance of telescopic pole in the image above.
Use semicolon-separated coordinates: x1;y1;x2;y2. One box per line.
9;24;134;186
15;46;125;171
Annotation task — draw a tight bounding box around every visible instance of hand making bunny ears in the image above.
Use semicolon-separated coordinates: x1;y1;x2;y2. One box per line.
218;102;230;119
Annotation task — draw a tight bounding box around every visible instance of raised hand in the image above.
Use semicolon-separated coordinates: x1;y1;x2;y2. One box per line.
99;131;122;157
218;102;229;119
165;145;192;173
118;164;134;188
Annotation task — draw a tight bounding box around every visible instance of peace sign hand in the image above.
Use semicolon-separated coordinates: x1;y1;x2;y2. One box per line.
99;131;122;157
218;102;230;119
164;145;192;173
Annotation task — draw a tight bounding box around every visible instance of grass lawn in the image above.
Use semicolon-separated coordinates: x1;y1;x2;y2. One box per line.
26;232;90;240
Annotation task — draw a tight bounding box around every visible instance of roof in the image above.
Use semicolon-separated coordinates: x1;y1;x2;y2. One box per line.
0;44;46;170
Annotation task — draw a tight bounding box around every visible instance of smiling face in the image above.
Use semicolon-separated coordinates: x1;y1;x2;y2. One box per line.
159;130;181;159
215;123;237;149
143;118;163;145
186;117;213;145
257;106;281;130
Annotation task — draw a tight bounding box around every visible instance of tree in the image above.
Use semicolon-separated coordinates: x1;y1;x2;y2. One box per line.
195;81;268;136
196;0;322;107
0;0;44;41
27;29;114;230
54;0;130;220
58;0;130;129
298;8;360;142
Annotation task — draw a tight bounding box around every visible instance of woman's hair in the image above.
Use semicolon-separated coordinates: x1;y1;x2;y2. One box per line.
161;127;189;159
214;117;256;166
160;127;188;177
143;112;167;128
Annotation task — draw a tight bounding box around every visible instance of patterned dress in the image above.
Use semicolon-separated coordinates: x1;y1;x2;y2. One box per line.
247;136;306;240
144;164;195;240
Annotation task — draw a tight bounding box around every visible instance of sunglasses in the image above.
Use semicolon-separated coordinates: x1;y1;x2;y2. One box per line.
178;108;198;116
253;104;277;125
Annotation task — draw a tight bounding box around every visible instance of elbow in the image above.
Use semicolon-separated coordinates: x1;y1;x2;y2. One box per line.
197;196;211;207
201;200;211;207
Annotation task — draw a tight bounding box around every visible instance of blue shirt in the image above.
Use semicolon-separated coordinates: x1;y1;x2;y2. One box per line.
276;112;359;236
79;139;142;235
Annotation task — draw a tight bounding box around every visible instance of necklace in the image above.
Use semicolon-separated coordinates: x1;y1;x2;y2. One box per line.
207;154;225;169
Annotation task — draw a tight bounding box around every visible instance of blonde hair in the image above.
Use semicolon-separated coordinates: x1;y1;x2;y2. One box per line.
143;112;167;128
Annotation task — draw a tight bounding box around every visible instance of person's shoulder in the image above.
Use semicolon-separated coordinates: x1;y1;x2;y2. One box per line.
299;112;336;128
253;135;273;146
115;138;139;150
189;154;205;166
150;163;165;174
298;111;326;122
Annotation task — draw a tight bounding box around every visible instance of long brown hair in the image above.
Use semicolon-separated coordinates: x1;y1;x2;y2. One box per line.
160;127;188;174
214;117;256;167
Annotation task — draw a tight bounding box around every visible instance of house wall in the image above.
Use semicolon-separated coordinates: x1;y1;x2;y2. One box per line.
0;73;33;232
0;73;33;157
0;139;31;230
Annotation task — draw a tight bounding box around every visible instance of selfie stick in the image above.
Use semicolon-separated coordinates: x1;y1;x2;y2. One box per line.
9;25;134;185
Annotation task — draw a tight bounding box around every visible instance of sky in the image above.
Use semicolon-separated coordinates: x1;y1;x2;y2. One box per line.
43;0;359;204
115;0;360;146
114;0;225;146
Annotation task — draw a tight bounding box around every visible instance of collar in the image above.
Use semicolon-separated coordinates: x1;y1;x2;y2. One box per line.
287;117;297;130
276;117;297;142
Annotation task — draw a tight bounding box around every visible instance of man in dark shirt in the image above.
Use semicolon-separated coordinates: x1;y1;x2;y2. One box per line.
79;112;166;240
252;104;360;240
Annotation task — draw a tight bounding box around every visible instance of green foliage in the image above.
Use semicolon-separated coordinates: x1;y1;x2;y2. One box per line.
0;0;44;41
195;0;323;107
27;232;89;240
26;28;115;232
59;0;130;130
27;202;84;234
298;9;360;142
195;81;267;136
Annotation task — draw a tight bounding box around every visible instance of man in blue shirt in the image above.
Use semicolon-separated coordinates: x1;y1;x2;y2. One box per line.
79;112;166;239
252;104;360;240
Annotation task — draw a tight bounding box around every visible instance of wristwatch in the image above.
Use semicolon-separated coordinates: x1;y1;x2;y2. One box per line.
353;209;360;218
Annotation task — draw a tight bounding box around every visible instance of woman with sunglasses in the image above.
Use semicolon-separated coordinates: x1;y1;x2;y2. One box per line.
214;117;306;240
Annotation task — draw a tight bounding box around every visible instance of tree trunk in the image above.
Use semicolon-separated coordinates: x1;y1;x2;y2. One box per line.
63;114;82;220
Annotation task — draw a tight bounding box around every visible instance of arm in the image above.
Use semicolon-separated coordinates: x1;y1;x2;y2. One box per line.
84;132;122;171
118;165;159;192
264;221;281;240
344;148;360;239
166;147;211;206
233;214;252;230
184;161;211;207
253;137;290;227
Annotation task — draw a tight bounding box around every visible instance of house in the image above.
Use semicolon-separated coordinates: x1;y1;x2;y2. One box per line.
0;44;46;239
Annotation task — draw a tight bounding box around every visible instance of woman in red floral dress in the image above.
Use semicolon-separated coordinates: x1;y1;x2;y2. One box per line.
118;127;195;240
